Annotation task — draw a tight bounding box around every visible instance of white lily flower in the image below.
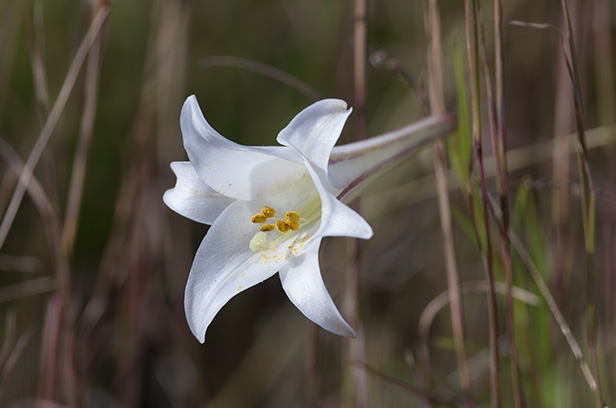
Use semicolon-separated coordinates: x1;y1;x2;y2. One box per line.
164;95;455;343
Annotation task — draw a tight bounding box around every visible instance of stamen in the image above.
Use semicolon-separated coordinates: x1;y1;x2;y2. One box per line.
249;197;322;252
285;211;300;222
276;220;290;233
261;206;276;218
284;211;301;231
251;214;267;223
259;224;275;232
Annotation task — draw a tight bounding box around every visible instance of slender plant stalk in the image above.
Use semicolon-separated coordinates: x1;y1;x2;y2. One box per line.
343;239;368;408
28;1;50;118
464;0;500;406
0;310;16;375
0;327;36;404
0;6;109;256
0;6;109;401
486;193;601;399
550;20;574;309
0;144;67;407
353;0;366;143
305;323;319;406
22;4;76;404
423;0;474;405
506;20;602;400
25;0;62;217
355;361;464;406
0;0;26;118
199;56;321;101
342;0;368;406
23;1;69;294
62;0;111;254
45;6;109;404
0;138;66;282
559;1;603;406
592;2;616;384
475;0;523;405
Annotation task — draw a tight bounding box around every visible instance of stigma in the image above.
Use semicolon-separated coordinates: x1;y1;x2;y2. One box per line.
249;231;270;251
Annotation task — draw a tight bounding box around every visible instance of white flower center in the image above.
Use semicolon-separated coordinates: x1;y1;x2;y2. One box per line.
248;196;321;252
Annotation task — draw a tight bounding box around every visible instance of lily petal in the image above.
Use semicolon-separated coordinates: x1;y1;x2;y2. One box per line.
304;161;373;240
163;161;234;224
279;240;356;337
181;95;305;201
185;200;297;343
276;99;351;176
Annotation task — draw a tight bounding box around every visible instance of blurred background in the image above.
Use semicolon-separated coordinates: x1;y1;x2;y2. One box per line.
0;0;614;406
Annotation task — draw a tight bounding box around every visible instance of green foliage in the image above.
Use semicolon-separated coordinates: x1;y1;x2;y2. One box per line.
447;46;472;187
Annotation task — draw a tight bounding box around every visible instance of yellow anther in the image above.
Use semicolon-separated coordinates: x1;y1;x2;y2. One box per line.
285;211;300;222
287;220;300;231
261;206;276;218
259;223;275;232
276;220;289;233
251;213;267;223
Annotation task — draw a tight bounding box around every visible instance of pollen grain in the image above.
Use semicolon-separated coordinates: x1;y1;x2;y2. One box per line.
251;213;267;223
285;211;300;222
261;206;276;218
259;223;275;232
276;220;290;233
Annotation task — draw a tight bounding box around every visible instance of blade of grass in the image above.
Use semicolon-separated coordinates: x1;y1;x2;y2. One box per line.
305;323;319;406
0;255;40;272
487;193;601;400
551;5;576;321
510;177;548;407
4;5;109;404
0;135;69;408
419;281;541;337
0;326;35;405
353;361;457;406
476;1;522;405
592;1;616;395
199;56;321;102
208;308;303;407
1;11;108;398
464;0;500;405
0;137;66;278
25;0;62;215
0;310;16;374
0;0;25;118
505;28;601;397
447;46;471;187
367;124;615;212
0;277;55;303
418;280;541;407
423;0;474;405
559;1;602;405
62;0;111;254
342;0;369;406
26;0;50;120
0;4;110;262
